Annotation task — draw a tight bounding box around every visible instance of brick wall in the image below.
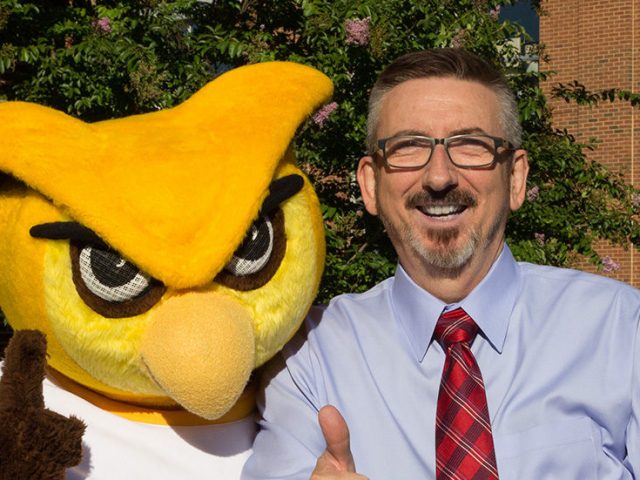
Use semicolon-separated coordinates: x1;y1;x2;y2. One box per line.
539;0;640;286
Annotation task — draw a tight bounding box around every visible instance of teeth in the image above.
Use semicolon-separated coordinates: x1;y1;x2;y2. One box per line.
419;205;464;216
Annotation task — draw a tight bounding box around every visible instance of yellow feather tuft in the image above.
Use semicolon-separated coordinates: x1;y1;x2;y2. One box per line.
0;62;333;289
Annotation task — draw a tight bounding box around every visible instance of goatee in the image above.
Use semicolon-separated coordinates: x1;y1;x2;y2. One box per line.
378;188;480;271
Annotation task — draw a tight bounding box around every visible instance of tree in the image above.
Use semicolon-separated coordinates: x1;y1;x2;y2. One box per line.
1;0;638;305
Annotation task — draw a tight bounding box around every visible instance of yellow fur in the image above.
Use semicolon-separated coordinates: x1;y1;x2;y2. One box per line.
0;61;332;420
219;155;326;366
0;62;332;288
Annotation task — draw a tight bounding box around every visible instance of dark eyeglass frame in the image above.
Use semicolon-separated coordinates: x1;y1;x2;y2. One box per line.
375;133;516;170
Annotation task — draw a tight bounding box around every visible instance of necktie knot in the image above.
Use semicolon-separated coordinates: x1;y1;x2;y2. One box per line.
434;307;478;349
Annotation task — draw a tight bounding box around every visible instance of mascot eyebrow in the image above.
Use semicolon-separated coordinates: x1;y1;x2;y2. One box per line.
29;174;303;243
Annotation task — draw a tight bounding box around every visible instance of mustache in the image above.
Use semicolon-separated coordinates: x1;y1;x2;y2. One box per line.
405;189;478;209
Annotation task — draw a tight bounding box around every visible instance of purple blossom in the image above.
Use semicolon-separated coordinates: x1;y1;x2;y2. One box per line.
602;256;620;274
489;5;501;20
534;232;545;245
450;29;465;48
312;101;338;127
526;185;539;202
95;16;112;33
345;17;370;46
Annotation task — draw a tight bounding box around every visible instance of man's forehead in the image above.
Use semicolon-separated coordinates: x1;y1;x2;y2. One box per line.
383;77;500;110
378;77;502;137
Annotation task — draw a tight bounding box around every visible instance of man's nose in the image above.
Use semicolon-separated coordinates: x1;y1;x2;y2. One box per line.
421;144;458;191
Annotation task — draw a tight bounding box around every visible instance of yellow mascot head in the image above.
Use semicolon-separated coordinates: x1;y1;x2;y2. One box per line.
0;61;332;420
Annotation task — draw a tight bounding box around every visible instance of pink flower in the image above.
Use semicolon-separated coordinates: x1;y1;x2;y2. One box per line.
602;256;620;274
489;6;501;20
534;232;545;245
312;101;338;127
526;185;539;201
95;16;112;33
345;17;370;46
450;29;465;48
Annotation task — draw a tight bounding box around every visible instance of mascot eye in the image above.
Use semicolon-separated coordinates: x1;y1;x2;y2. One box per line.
70;243;166;318
78;247;152;302
224;217;274;276
216;209;286;291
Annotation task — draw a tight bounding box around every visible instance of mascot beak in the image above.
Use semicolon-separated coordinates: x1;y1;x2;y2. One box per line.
139;291;255;420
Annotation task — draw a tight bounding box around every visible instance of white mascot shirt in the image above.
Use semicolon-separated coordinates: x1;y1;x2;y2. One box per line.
42;372;256;479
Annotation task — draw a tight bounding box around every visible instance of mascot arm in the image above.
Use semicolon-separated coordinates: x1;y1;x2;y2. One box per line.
0;330;85;480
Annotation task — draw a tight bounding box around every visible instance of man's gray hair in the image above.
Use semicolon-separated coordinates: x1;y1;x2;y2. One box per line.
366;48;522;154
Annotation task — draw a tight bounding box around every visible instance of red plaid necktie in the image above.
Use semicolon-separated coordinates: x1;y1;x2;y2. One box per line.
434;308;499;479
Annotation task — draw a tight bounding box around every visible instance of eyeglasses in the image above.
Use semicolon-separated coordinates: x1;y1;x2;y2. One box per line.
376;134;515;169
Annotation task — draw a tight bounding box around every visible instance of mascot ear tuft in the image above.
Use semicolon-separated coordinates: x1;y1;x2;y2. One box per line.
0;330;86;480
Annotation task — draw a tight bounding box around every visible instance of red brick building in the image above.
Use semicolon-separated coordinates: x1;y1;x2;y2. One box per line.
539;0;640;286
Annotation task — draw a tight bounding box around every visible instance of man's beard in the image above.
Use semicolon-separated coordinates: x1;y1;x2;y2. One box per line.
376;188;506;273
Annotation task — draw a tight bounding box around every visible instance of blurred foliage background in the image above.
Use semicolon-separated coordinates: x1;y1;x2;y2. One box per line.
0;0;638;308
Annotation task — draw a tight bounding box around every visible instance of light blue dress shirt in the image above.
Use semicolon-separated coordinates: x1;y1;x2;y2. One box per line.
243;245;640;479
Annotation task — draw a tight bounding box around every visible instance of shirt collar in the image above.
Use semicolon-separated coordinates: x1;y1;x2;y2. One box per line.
391;244;520;362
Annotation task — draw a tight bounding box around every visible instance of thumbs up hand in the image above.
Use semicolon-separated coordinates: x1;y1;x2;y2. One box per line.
0;330;85;480
311;405;368;480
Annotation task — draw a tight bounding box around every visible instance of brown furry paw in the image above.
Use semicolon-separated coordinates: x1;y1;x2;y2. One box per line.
0;330;85;480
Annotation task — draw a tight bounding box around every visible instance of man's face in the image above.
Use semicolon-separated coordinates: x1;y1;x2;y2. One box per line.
357;77;528;283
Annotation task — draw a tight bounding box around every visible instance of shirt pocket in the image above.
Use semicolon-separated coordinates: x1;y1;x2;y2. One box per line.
495;417;599;480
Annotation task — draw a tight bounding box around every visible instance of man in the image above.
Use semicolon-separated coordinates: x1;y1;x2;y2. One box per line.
242;48;640;479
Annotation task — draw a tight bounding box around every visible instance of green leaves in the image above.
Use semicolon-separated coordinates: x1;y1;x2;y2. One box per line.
553;80;640;108
0;0;207;118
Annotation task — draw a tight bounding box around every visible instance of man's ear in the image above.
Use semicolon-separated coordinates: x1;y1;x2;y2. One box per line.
356;155;379;216
509;149;530;211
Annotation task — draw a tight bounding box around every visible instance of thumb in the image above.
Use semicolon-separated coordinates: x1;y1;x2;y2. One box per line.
317;405;356;472
0;330;47;411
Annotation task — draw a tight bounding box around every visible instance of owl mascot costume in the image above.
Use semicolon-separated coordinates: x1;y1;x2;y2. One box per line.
0;61;332;478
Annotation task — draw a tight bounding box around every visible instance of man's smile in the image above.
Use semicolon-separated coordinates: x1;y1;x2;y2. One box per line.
407;189;477;221
417;204;467;218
